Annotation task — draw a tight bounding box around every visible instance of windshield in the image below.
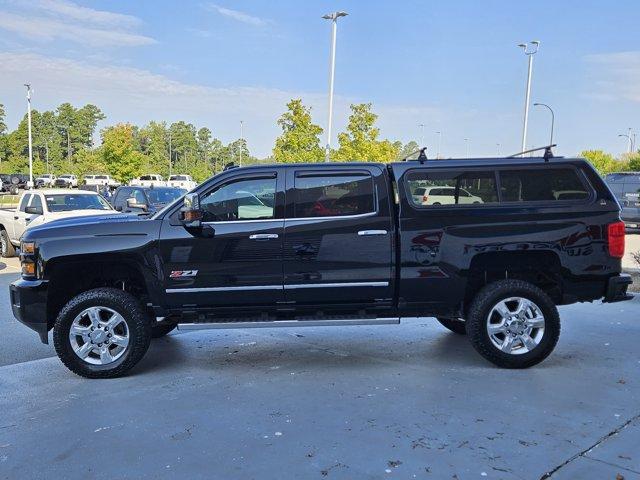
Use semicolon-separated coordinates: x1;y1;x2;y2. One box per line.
170;175;189;181
45;194;112;212
146;188;186;205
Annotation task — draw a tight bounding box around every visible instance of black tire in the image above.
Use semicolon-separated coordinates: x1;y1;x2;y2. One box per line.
0;229;16;258
151;320;177;338
53;288;151;379
466;280;560;369
436;317;467;335
9;185;18;195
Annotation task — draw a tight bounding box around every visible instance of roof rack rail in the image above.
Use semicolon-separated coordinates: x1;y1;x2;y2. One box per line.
401;147;428;163
507;144;557;162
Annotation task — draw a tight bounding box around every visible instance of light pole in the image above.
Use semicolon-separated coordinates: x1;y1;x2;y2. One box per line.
322;11;348;162
435;131;442;158
518;41;540;155
58;125;72;166
533;102;555;145
418;123;425;147
239;120;244;167
618;132;632;154
24;84;33;187
496;143;501;156
168;131;172;177
464;138;469;158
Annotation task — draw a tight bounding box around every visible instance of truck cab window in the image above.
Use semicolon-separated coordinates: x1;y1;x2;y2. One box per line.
500;168;589;202
293;174;375;218
405;170;497;207
18;194;31;212
200;177;276;222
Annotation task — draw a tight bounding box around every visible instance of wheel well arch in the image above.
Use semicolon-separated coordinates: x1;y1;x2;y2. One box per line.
465;251;564;307
45;258;150;329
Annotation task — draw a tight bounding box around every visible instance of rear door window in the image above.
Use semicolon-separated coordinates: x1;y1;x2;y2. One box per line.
500;168;589;202
405;170;498;207
293;173;375;218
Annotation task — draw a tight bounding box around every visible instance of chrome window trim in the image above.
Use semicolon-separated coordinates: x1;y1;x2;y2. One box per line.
284;281;388;289
202;218;283;225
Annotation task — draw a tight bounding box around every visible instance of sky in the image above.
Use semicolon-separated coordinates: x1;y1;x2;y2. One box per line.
0;0;639;159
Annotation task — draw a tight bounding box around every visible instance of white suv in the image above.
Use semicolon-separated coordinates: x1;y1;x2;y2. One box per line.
412;186;483;205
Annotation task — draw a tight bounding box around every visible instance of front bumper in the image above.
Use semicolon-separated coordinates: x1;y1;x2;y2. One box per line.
603;274;633;303
10;278;49;344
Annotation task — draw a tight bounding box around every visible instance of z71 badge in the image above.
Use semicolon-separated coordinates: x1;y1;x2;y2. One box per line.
170;270;198;278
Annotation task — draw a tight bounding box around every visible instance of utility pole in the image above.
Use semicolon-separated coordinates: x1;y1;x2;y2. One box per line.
168;132;172;177
239;120;244;167
24;84;33;187
518;41;540;155
496;143;501;156
435;131;442;158
419;123;425;148
464;138;469;158
322;11;348;162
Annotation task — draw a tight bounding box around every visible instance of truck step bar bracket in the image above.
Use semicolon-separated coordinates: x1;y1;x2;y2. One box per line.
177;317;400;331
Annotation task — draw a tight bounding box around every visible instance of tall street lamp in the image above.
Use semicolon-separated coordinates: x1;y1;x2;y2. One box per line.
24;84;34;187
322;11;348;162
418;123;425;148
518;41;540;155
533;102;555;145
618;129;633;154
464;138;469;158
435;131;442;158
496;143;501;156
239;120;244;167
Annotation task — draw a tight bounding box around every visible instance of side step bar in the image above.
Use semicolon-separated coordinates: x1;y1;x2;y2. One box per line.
178;317;400;331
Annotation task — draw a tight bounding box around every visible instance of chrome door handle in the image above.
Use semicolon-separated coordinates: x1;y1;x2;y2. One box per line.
249;233;279;240
358;230;388;236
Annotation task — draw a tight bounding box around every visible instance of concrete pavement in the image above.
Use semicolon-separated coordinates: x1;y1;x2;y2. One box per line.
1;288;638;479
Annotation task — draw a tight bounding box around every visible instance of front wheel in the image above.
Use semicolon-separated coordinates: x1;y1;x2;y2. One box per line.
465;280;560;369
53;288;151;378
0;229;16;258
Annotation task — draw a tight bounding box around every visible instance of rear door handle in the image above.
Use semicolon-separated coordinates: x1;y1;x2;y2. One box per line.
358;230;388;236
249;233;279;240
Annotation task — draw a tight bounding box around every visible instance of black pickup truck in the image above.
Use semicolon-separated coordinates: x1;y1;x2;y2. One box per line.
10;154;632;378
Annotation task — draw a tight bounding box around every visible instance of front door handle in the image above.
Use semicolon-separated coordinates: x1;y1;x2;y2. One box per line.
358;230;388;236
249;233;279;240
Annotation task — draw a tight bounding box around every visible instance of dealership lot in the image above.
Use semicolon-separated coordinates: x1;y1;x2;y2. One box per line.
1;257;639;479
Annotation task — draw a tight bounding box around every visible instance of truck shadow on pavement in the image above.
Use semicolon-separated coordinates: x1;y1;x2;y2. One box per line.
131;324;565;377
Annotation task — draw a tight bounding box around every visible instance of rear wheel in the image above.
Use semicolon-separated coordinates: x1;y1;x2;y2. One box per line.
466;280;560;369
53;288;151;378
436;317;466;335
0;229;16;258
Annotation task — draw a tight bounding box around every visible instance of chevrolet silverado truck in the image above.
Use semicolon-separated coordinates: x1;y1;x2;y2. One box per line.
0;189;115;257
10;153;632;378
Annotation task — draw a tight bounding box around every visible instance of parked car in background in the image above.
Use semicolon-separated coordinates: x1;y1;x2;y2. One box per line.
3;174;30;195
1;174;12;193
130;174;166;188
411;186;484;205
0;189;115;257
35;174;56;188
167;174;197;190
84;174;120;189
110;185;186;214
54;174;78;188
605;172;640;229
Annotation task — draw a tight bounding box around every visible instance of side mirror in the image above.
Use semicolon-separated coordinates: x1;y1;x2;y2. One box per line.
126;198;148;211
180;192;203;228
25;205;43;215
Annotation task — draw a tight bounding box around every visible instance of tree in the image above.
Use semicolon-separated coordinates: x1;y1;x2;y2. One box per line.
397;140;420;160
334;103;399;162
580;150;625;175
273;99;324;163
100;123;146;182
628;154;640;171
139;121;170;175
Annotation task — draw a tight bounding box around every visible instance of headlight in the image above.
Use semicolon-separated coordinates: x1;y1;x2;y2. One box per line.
21;241;35;254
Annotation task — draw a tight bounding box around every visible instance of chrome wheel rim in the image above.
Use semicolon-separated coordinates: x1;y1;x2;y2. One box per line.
486;297;545;355
69;306;129;365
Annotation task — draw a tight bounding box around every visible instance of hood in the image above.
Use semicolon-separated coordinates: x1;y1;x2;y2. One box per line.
30;212;144;232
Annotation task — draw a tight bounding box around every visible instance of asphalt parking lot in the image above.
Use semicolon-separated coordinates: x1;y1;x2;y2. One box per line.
1;256;639;480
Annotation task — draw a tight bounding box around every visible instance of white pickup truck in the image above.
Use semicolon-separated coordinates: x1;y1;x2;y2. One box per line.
0;189;116;257
167;174;197;190
130;174;166;188
84;174;120;188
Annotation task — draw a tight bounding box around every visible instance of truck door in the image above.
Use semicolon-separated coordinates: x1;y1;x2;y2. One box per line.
282;166;394;308
159;169;285;310
11;194;33;241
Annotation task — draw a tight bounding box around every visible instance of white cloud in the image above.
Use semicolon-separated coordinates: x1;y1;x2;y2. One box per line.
35;0;142;28
584;51;640;103
0;0;153;47
204;3;269;26
0;53;442;157
0;12;155;47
